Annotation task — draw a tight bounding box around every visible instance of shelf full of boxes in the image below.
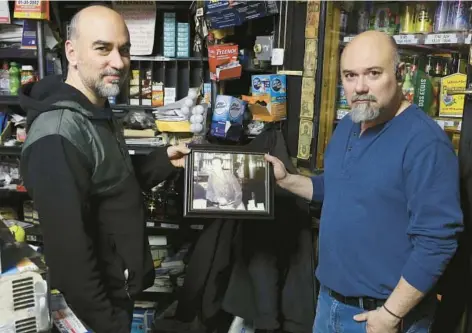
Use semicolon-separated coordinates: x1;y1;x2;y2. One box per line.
333;1;472;155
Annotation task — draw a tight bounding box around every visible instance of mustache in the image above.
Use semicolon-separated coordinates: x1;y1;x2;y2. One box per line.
101;69;123;78
352;94;376;102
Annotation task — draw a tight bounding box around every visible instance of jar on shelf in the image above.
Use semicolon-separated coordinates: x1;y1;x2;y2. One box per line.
20;65;35;86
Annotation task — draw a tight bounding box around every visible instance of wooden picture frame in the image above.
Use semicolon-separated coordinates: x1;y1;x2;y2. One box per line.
183;145;274;220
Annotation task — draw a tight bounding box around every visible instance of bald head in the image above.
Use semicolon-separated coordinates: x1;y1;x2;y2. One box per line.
69;5;128;41
342;31;400;73
339;31;404;124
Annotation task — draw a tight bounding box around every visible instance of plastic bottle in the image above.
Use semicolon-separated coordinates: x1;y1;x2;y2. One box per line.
9;62;20;96
0;62;9;95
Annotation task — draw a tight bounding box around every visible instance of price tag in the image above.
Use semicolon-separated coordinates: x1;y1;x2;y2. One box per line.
146;221;155;227
393;34;419;45
425;33;459;44
343;36;355;43
466;34;472;44
128;150;135;155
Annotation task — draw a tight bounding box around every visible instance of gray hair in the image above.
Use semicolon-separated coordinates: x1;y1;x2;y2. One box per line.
389;36;401;74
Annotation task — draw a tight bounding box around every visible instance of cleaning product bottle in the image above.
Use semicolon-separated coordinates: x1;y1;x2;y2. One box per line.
9;62;20;96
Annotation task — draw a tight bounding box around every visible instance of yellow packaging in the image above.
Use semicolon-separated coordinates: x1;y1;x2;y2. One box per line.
152;83;164;107
439;73;467;117
415;4;433;33
400;3;416;34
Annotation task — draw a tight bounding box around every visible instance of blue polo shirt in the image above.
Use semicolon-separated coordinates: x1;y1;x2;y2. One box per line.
311;104;463;298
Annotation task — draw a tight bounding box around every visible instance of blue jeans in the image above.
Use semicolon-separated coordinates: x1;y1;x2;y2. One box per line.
313;286;437;333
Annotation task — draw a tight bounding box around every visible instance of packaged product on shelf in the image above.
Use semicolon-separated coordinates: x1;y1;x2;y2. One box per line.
208;43;242;81
129;69;140;105
210;95;246;140
413;69;438;117
151;82;164;107
399;3;415;34
140;68;152;106
415;3;433;33
250;74;287;121
20;65;35;86
372;5;399;35
14;0;50;20
9;62;20;96
439;72;467;117
402;67;415;103
433;1;449;32
163;12;176;58
176;22;190;58
0;62;9;96
164;87;176;105
447;0;470;32
203;83;212;106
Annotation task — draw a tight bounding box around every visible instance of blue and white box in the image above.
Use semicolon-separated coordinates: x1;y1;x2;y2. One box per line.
211;95;246;139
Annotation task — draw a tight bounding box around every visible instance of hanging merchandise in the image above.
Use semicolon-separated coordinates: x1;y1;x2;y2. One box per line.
14;0;50;20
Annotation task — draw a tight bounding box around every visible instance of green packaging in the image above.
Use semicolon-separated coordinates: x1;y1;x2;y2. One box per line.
413;70;439;117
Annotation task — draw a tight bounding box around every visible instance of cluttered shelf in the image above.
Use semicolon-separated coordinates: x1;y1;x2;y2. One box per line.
333;4;470;156
343;32;472;48
0;95;20;105
0;47;37;59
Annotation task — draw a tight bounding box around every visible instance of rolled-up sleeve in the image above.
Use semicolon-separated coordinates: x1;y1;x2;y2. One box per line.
311;174;325;202
401;140;463;293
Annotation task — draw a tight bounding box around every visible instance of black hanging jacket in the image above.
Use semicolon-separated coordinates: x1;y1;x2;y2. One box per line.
18;75;176;332
176;129;316;333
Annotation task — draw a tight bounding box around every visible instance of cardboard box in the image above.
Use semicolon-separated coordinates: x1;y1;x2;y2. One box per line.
204;1;246;14
250;74;287;121
210;95;246;140
205;1;278;29
208;44;242;81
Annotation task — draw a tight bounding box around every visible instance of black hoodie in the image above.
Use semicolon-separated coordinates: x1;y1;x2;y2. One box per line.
19;75;176;332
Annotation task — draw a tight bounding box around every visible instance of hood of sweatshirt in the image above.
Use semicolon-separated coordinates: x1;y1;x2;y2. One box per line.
18;75;113;129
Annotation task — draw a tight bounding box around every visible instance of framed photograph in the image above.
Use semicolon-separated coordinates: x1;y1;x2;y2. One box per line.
183;145;274;219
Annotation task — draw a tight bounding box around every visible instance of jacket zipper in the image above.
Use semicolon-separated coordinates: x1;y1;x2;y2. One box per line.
124;269;131;300
110;237;132;300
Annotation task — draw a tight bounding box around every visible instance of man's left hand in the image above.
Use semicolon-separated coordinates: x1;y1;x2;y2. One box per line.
167;143;191;168
353;307;401;333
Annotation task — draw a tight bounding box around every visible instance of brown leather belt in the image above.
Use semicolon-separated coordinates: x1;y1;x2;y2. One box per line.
328;288;386;311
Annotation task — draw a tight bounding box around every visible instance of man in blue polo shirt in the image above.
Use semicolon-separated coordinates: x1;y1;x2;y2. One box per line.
265;31;463;333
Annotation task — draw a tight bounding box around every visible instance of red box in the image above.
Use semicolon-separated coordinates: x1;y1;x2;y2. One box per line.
208;44;242;81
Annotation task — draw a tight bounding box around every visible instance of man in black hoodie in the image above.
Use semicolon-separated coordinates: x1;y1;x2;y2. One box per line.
18;5;189;332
